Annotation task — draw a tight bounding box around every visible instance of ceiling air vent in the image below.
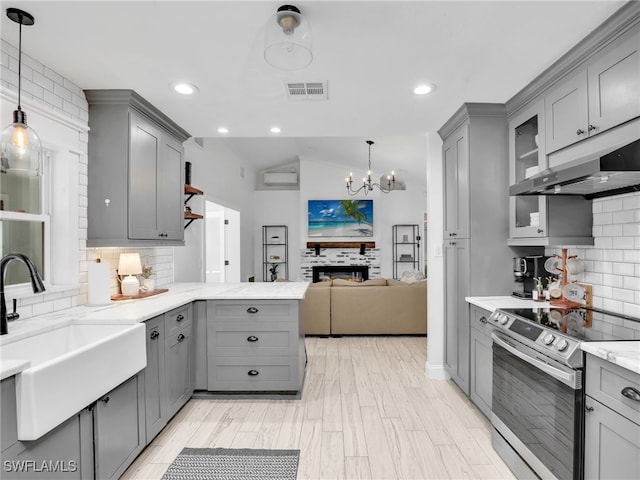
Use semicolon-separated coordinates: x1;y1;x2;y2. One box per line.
285;81;328;101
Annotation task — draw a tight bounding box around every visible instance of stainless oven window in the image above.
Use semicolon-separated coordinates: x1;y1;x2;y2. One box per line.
492;340;583;480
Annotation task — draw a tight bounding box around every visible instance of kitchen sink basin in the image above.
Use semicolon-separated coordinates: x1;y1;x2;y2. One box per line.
1;322;146;440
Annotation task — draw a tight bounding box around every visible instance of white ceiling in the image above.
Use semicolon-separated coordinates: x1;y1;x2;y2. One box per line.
1;0;626;178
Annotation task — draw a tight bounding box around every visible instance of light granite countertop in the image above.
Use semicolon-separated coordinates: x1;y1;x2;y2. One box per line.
465;296;550;312
581;341;640;375
1;281;310;380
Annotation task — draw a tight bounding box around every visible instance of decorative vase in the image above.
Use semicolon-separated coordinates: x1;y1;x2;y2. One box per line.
142;278;155;292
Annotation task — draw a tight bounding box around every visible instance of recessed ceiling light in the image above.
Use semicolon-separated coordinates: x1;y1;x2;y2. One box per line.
171;82;199;95
413;83;436;95
217;127;229;134
270;126;281;134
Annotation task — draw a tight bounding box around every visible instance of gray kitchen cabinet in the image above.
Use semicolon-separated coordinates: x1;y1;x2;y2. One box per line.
85;89;190;247
508;99;594;246
584;354;640;480
442;123;469;239
94;374;145;480
469;305;492;419
545;24;639;154
206;300;305;392
192;300;209;390
143;304;194;443
438;103;514;395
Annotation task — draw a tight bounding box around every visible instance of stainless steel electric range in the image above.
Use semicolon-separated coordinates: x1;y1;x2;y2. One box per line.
487;306;640;480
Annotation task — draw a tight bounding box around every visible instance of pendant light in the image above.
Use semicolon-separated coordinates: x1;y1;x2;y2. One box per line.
264;5;313;71
1;8;41;176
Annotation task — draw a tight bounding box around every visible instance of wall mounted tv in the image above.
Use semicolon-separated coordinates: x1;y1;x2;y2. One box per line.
308;199;373;237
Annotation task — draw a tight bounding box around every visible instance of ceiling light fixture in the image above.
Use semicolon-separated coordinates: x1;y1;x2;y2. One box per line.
270;126;281;134
172;82;199;95
1;8;41;176
264;4;312;71
346;140;395;196
217;127;229;134
413;83;436;95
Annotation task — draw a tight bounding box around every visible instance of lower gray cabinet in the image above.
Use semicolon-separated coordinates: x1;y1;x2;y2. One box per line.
469;305;493;418
143;304;194;443
94;374;145;480
584;354;640;479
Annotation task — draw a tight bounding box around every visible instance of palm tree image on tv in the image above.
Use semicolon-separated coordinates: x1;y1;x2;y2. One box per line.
308;199;373;237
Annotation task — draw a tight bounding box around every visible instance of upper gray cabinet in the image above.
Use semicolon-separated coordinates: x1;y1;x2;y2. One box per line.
442;123;469;239
85;90;191;247
545;24;640;154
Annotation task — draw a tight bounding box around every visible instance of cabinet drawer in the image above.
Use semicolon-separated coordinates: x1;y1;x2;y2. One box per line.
165;304;192;336
586;354;640;422
207;356;300;391
208;321;297;356
210;301;296;322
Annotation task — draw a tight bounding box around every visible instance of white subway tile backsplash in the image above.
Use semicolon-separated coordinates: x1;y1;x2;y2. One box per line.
602;249;624;262
602;273;624;288
601;197;623;213
602;224;623;237
593;236;613;249
593;212;613;225
622;223;640;236
623;276;640;291
611;287;635;303
612;210;635;224
622;195;640;210
612;236;635;249
612;262;635;276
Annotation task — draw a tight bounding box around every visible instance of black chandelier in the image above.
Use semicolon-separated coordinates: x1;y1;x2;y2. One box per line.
346;140;395;195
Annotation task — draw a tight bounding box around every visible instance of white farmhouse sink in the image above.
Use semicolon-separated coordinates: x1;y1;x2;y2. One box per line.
1;322;146;440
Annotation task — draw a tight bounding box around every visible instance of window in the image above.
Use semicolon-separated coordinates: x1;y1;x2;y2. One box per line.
0;151;50;286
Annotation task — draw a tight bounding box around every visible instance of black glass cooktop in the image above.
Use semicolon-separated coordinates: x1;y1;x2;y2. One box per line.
498;307;640;342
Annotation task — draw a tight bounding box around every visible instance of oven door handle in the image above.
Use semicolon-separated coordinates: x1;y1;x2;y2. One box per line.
492;332;579;389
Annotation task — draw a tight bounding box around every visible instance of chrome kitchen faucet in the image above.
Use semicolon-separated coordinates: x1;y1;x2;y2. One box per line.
0;253;46;335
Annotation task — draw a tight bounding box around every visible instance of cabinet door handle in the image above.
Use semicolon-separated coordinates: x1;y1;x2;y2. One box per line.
449;241;456;246
588;124;597;132
451;232;457;237
247;307;259;314
150;330;160;340
247;336;259;342
537;229;544;234
176;314;184;322
247;370;259;376
621;386;640;402
177;333;186;342
576;129;585;135
101;396;110;404
479;316;487;324
585;404;594;412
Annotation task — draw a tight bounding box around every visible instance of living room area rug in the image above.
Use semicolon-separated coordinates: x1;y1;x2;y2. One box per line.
161;447;300;480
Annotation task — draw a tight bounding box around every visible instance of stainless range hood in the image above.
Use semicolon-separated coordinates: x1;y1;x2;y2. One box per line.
510;139;640;199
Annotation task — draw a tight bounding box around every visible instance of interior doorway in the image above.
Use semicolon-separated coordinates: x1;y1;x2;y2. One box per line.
205;200;240;283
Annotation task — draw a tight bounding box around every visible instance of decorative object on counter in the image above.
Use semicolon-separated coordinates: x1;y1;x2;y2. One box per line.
264;4;312;71
140;263;155;292
87;258;111;306
0;253;45;335
117;253;142;296
346;140;395;195
550;248;592;309
1;8;41;176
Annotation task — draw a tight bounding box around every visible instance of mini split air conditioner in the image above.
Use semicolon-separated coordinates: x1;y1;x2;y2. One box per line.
263;172;298;185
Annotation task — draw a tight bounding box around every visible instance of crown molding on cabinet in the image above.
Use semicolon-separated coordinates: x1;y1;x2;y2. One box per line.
437;103;507;141
506;1;640;116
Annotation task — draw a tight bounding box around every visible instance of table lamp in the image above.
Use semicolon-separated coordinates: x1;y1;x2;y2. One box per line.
118;253;142;296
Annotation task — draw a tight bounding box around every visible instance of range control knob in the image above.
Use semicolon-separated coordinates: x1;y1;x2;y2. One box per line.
543;333;556;345
499;314;509;325
556;339;569;352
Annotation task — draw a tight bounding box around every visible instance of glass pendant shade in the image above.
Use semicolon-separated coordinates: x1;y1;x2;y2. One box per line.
264;5;312;71
1;108;42;176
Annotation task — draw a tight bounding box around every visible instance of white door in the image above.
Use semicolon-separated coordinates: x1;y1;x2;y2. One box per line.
205;201;241;283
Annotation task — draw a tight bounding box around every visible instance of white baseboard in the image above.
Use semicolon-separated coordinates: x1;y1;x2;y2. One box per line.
425;361;450;380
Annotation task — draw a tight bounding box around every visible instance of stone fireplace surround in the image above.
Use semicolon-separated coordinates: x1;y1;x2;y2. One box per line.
300;247;381;282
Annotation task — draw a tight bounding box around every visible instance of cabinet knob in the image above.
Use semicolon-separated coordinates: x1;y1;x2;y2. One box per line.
247;370;259;376
247;307;259;314
247;335;259;342
576;129;586;135
101;396;110;404
621;386;640;403
479;316;487;324
150;330;160;340
449;241;456;246
537;228;544;234
176;314;184;322
588;124;597;132
585;405;594;412
177;333;186;342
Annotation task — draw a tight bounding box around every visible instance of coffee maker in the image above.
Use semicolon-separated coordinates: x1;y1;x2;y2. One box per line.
513;255;548;298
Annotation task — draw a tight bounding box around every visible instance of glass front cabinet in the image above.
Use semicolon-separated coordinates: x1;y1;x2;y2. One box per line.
508;100;548;240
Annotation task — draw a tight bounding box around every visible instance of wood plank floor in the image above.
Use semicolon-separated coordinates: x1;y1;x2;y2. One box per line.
121;336;516;480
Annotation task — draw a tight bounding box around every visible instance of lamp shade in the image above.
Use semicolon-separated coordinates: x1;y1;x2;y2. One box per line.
264;5;312;71
118;253;142;276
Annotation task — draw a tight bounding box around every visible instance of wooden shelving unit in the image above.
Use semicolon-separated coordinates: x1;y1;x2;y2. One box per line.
184;184;204;229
